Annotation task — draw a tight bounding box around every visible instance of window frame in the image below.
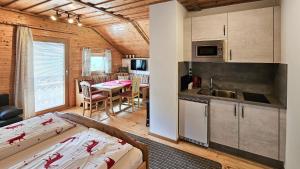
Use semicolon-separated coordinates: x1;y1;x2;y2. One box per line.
33;36;69;115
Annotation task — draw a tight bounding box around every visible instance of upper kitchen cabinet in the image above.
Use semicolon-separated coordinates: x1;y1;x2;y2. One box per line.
227;7;274;63
192;13;227;41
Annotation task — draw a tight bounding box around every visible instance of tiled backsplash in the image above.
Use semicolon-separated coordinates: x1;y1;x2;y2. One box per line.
179;62;287;107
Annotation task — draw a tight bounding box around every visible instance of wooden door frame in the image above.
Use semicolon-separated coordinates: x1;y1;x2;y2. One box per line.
33;36;70;115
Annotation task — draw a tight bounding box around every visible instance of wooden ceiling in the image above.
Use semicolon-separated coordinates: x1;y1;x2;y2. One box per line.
0;0;262;56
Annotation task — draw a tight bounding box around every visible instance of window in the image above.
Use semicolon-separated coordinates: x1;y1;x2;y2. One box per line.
90;54;105;73
33;41;66;112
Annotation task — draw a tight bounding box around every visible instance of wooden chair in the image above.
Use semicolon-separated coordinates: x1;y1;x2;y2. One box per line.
119;77;141;112
80;81;109;117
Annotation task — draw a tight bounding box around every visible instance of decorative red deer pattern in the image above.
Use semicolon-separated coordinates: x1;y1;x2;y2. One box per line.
104;157;115;169
41;118;53;126
55;128;64;135
60;136;77;144
118;139;126;145
44;153;63;169
84;140;99;155
5;123;24;129
7;132;26;144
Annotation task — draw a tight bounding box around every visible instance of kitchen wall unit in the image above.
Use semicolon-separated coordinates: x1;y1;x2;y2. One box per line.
210;99;283;160
239;103;279;159
210;100;239;148
187;6;280;63
227;7;274;63
192;13;227;41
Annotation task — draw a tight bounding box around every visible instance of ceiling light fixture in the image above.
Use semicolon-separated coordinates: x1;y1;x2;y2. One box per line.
67;14;74;24
76;16;82;27
50;15;57;21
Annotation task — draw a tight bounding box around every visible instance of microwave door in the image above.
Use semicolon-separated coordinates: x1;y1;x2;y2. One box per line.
197;46;218;57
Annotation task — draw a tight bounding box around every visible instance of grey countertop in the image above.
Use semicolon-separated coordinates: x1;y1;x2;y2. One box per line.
179;88;286;109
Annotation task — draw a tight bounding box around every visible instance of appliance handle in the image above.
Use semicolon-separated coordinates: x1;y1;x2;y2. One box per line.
234;104;237;117
223;25;226;36
241;106;245;118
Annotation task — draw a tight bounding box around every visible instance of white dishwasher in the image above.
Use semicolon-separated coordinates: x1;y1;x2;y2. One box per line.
179;97;209;147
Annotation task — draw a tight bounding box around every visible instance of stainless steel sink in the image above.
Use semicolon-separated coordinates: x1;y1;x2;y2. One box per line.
211;89;237;99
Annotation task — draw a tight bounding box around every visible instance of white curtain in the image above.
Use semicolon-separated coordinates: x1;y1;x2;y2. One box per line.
82;48;91;76
104;49;112;73
14;26;35;119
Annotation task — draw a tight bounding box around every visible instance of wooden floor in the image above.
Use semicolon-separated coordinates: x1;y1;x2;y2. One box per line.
62;105;271;169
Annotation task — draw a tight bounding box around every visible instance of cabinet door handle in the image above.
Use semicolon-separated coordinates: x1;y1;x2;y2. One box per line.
223;25;226;36
230;50;232;60
241;106;245;118
234;105;237;117
204;105;208;117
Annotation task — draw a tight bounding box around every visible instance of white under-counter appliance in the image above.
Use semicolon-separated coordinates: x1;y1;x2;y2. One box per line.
179;97;209;147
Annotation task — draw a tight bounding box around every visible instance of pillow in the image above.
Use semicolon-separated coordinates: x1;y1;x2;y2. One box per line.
118;75;129;80
0;106;22;120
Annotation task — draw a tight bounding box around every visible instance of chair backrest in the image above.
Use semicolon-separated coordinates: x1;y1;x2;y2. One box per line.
132;77;141;95
80;81;92;99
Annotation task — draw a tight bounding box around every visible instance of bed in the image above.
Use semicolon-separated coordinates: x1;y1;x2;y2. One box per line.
0;113;148;169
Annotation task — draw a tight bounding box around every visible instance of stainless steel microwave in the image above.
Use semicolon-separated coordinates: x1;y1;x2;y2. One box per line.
192;40;224;62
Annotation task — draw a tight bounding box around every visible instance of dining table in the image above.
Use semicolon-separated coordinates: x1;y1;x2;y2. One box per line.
92;80;149;115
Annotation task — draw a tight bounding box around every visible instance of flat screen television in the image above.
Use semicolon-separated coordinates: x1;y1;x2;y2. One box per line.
131;59;147;71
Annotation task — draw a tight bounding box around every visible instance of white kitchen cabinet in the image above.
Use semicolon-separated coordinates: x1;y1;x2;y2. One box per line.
210;99;239;148
179;99;208;146
192;13;227;41
227;7;274;63
239;104;279;159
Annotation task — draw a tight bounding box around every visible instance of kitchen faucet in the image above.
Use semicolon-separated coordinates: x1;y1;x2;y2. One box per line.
209;76;213;91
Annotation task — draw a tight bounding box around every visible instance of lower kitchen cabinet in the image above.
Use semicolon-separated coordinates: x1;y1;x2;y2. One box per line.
239;104;279;160
210;99;281;160
210;100;239;148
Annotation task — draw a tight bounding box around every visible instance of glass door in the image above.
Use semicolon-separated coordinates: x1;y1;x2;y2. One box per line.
33;40;67;112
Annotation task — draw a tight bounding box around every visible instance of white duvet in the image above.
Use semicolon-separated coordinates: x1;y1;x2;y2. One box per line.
10;128;134;169
0;113;76;160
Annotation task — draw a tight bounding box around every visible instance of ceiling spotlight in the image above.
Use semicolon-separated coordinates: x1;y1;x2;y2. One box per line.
76;16;82;27
50;15;57;21
68;18;74;24
67;14;74;24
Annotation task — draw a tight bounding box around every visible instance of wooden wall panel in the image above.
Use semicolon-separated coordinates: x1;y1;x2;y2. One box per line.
0;8;122;106
95;20;149;57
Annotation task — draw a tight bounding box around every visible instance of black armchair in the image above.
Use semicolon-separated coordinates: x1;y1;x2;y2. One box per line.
0;94;23;127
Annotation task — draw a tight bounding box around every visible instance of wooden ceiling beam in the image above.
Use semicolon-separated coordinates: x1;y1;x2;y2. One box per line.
105;0;144;10
35;2;73;14
94;0;116;6
70;0;149;44
81;13;105;20
110;0;169;13
3;0;21;7
67;6;86;12
20;0;52;11
71;0;129;21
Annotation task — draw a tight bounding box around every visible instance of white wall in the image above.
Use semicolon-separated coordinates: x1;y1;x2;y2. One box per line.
149;0;186;141
281;0;300;168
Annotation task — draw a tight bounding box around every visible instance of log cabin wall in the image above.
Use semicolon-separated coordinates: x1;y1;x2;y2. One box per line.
0;8;123;106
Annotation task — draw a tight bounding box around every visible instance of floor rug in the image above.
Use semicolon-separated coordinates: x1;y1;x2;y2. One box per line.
127;133;222;169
